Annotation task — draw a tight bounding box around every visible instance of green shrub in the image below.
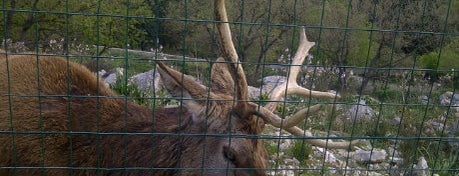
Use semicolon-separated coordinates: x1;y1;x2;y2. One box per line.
420;37;459;82
288;140;312;165
373;88;404;102
109;75;180;108
109;76;152;106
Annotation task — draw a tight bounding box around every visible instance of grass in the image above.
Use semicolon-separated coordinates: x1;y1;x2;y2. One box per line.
288;140;312;167
260;79;457;175
109;74;180;108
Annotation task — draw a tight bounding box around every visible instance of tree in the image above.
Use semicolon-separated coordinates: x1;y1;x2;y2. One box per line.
159;0;305;83
1;0;153;53
351;0;458;89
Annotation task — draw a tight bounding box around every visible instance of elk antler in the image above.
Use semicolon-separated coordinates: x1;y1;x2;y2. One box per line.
214;0;359;149
215;0;251;117
264;28;339;112
259;28;360;149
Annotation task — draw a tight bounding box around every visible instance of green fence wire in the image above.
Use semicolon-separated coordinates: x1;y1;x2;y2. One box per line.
1;0;459;175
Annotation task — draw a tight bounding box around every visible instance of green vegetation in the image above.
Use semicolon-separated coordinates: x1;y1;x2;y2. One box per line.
109;74;178;108
1;0;153;52
288;141;312;167
420;37;459;87
3;1;458;88
109;75;153;107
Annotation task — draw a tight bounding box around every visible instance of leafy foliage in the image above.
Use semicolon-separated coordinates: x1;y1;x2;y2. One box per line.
109;75;150;106
109;75;178;108
2;0;153;52
420;37;459;82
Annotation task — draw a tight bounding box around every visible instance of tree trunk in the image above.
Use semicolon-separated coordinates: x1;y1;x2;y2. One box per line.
19;0;40;43
4;0;16;41
361;38;384;90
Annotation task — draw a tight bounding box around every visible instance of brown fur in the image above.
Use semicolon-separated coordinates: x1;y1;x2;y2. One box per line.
0;55;267;176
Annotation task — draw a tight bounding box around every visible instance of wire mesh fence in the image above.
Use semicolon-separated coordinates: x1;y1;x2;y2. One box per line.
1;0;459;175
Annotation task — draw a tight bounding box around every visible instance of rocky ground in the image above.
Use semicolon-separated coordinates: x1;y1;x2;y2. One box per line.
101;67;458;176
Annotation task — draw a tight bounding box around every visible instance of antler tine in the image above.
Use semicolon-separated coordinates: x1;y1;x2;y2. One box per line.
254;103;359;149
285;126;360;149
288;28;315;86
215;0;250;115
265;28;338;112
253;102;322;128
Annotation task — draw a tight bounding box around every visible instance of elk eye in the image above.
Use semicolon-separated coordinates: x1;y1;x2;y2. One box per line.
230;109;242;118
223;146;236;164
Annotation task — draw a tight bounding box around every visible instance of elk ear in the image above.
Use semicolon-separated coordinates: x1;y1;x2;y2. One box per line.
156;62;209;120
210;57;234;96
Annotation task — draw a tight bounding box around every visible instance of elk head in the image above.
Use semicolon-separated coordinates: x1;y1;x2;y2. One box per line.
156;0;360;174
156;59;267;175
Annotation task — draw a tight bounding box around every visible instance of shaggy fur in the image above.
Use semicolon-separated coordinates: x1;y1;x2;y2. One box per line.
0;54;267;176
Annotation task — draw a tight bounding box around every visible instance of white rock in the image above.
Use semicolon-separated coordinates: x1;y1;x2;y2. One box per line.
351;149;387;163
342;100;376;121
100;67;124;86
130;69;162;93
413;156;429;176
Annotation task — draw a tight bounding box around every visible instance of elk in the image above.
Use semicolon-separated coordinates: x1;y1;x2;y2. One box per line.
0;0;358;175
